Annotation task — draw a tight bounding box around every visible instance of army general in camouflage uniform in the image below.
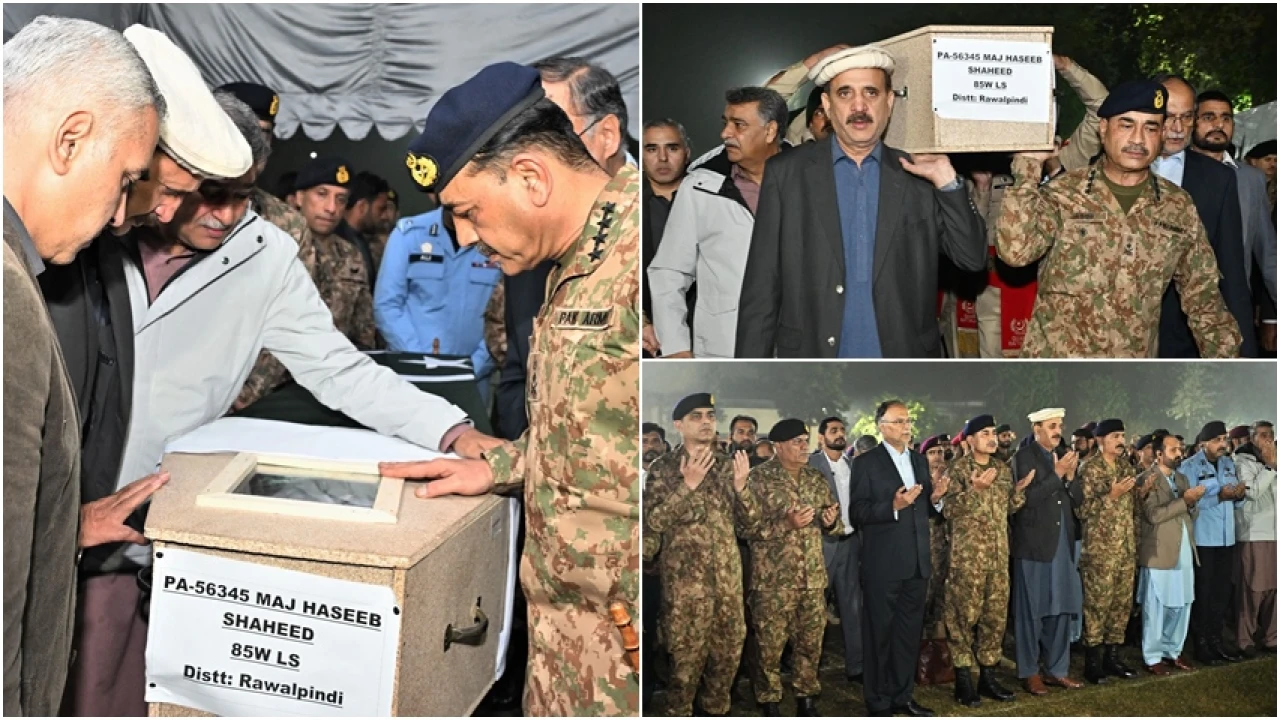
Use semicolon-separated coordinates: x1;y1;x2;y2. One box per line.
379;63;640;716
645;393;757;716
741;419;843;716
1076;418;1141;683
996;79;1242;358
942;415;1031;707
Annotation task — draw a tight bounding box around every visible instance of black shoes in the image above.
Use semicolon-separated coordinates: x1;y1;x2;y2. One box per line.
1195;640;1225;666
1083;645;1110;684
847;672;864;685
1103;644;1137;679
890;700;936;717
796;696;819;716
978;666;1015;701
760;701;780;716
953;668;981;708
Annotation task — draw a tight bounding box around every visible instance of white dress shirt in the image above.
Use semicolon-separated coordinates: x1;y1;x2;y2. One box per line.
827;451;854;535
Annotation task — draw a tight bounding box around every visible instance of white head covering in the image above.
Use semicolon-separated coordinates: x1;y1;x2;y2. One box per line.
123;25;251;179
809;45;896;86
1027;408;1067;424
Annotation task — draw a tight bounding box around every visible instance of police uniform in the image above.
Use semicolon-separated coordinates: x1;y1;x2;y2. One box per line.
373;208;499;398
996;80;1242;358
294;157;376;350
409;62;639;716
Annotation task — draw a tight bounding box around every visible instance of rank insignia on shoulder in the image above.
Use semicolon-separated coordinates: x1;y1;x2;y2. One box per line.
553;308;612;330
429;223;439;237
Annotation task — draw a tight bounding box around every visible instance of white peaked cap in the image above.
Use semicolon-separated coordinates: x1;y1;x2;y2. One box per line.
124;25;252;179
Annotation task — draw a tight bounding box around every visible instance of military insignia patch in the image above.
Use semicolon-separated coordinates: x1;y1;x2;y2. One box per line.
406;152;439;190
420;242;433;254
553;308;612;330
269;94;280;117
336;165;350;184
1154;90;1165;110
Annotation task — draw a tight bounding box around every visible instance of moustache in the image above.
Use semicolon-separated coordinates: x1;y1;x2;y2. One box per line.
198;217;230;230
846;112;874;125
1123;144;1149;155
643;449;663;462
724;140;740;149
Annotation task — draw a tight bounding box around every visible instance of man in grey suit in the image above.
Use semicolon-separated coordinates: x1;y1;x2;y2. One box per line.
2;17;164;715
735;45;985;358
808;416;863;685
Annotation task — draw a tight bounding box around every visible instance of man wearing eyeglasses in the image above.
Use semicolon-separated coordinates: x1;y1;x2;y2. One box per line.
1151;74;1256;357
851;401;947;717
534;57;633;175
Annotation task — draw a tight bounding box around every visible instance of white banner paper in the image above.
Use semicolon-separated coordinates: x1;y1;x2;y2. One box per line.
931;37;1053;123
145;549;402;716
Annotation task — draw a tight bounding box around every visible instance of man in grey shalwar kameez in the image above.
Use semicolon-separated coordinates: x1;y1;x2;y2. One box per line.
1009;408;1085;694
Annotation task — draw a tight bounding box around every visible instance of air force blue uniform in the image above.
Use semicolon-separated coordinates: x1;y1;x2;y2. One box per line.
374;209;499;395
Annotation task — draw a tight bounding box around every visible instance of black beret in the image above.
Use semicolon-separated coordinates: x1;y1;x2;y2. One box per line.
405;61;544;193
1134;433;1153;451
964;414;996;437
295;157;352;192
768;418;809;443
1094;418;1125;438
1197;420;1228;443
641;422;665;439
386;188;399;204
1071;429;1091;439
1246;139;1277;159
217;82;279;123
1229;425;1250;440
672;393;714;421
995;424;1012;435
1099;80;1169;119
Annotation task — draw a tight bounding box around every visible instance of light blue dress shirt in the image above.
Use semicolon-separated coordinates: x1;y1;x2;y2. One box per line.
1152;150;1186;187
1183;449;1242;547
373;209;499;397
884;441;943;520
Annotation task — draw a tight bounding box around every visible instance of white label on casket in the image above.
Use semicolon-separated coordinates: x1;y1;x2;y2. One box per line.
931;37;1053;123
145;548;401;716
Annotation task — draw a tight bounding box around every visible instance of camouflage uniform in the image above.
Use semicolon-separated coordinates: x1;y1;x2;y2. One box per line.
943;454;1025;667
645;446;760;715
996;156;1243;358
739;457;843;704
923;512;951;638
312;231;377;350
483;279;508;369
1076;454;1137;646
231;191;319;412
483;166;640;716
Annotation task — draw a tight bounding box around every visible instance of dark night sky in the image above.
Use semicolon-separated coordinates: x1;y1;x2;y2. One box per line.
642;361;1278;443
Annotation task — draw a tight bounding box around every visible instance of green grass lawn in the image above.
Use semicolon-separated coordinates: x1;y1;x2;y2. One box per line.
650;629;1277;716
